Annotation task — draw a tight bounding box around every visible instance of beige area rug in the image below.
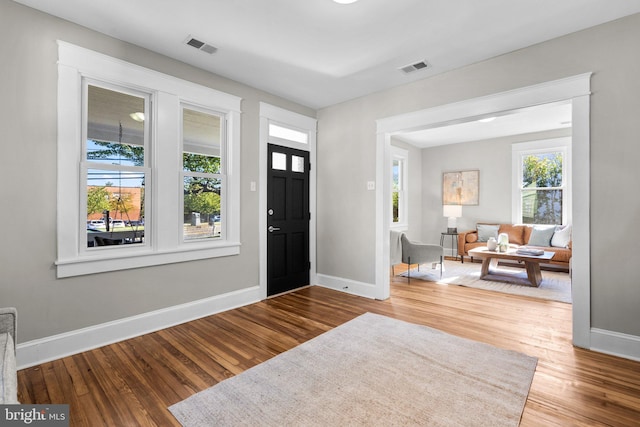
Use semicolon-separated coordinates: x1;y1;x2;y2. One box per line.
400;260;572;303
169;313;537;427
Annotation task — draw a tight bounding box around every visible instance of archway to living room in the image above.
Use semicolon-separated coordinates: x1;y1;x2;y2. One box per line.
391;103;573;301
374;74;592;348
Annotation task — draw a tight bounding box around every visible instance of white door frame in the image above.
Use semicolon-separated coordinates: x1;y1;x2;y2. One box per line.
375;74;592;348
259;103;317;300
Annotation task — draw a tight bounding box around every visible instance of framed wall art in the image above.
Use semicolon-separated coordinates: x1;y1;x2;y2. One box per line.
442;169;479;205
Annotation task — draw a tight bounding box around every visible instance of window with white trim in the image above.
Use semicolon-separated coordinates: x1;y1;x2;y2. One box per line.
181;106;225;242
512;138;571;225
391;146;409;229
56;42;241;278
83;82;150;249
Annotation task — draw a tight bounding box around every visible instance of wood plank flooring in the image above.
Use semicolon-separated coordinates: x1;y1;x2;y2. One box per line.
17;272;640;426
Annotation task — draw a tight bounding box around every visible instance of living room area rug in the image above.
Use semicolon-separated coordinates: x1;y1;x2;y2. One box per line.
400;260;572;303
169;312;537;426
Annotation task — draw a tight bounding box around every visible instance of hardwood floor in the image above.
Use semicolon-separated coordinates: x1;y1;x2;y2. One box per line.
18;274;640;426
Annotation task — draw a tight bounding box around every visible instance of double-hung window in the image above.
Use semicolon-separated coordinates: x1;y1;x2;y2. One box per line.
181;106;225;241
83;82;150;248
512;138;571;225
56;42;241;277
391;146;409;230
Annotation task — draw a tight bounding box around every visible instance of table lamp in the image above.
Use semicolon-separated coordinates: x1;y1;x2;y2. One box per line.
443;205;462;234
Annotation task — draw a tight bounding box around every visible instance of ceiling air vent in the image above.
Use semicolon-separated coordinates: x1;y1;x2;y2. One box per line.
185;36;218;54
399;60;429;74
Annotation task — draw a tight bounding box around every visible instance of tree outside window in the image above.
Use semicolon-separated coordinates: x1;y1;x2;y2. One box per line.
182;107;224;241
391;146;408;228
84;84;147;245
521;152;563;224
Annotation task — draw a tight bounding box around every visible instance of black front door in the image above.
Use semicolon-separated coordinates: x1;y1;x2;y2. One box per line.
267;144;310;296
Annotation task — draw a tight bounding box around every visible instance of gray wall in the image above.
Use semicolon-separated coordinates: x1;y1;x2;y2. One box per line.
0;0;314;342
317;13;640;337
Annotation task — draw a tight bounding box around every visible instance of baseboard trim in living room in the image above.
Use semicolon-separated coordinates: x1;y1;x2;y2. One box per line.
316;274;377;300
590;328;640;362
16;285;261;369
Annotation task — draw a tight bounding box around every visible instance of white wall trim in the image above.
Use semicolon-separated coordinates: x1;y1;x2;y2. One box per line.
377;73;592;135
16;286;261;369
56;41;242;277
376;73;593;349
316;274;377;300
590;328;640;362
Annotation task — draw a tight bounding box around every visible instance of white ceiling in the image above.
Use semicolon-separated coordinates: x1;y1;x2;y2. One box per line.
13;0;640;110
395;102;573;148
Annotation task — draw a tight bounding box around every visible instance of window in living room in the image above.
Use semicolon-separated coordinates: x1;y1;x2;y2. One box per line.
391;146;408;229
56;42;241;277
512;138;571;225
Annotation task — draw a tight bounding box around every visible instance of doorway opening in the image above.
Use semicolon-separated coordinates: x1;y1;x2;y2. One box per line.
375;74;591;348
259;103;317;300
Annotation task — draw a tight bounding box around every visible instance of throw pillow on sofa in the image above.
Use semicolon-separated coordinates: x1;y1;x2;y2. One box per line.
466;233;478;243
498;224;525;245
477;224;499;242
551;225;572;248
527;225;556;247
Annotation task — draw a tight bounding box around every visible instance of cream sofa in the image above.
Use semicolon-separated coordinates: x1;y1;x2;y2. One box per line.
457;223;572;270
0;307;18;404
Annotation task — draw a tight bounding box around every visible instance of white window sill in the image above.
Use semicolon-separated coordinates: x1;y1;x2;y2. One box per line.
56;241;241;278
390;223;408;232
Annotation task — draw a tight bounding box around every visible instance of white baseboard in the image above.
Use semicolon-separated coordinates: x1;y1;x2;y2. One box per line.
316;274;377;300
16;285;261;369
590;328;640;362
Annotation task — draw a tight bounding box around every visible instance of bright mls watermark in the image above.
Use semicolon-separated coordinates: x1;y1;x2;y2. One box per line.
1;405;69;426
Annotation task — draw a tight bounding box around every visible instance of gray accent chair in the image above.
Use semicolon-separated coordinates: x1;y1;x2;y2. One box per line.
401;234;444;283
390;230;403;275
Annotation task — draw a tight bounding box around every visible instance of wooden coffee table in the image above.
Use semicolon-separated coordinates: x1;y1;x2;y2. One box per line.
468;247;555;287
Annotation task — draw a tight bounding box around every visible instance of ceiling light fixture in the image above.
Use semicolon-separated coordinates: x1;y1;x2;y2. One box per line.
129;112;145;122
478;117;496;123
333;0;359;4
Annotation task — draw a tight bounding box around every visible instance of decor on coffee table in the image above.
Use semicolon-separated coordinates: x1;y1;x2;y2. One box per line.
497;232;509;252
487;237;497;251
468;246;554;287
